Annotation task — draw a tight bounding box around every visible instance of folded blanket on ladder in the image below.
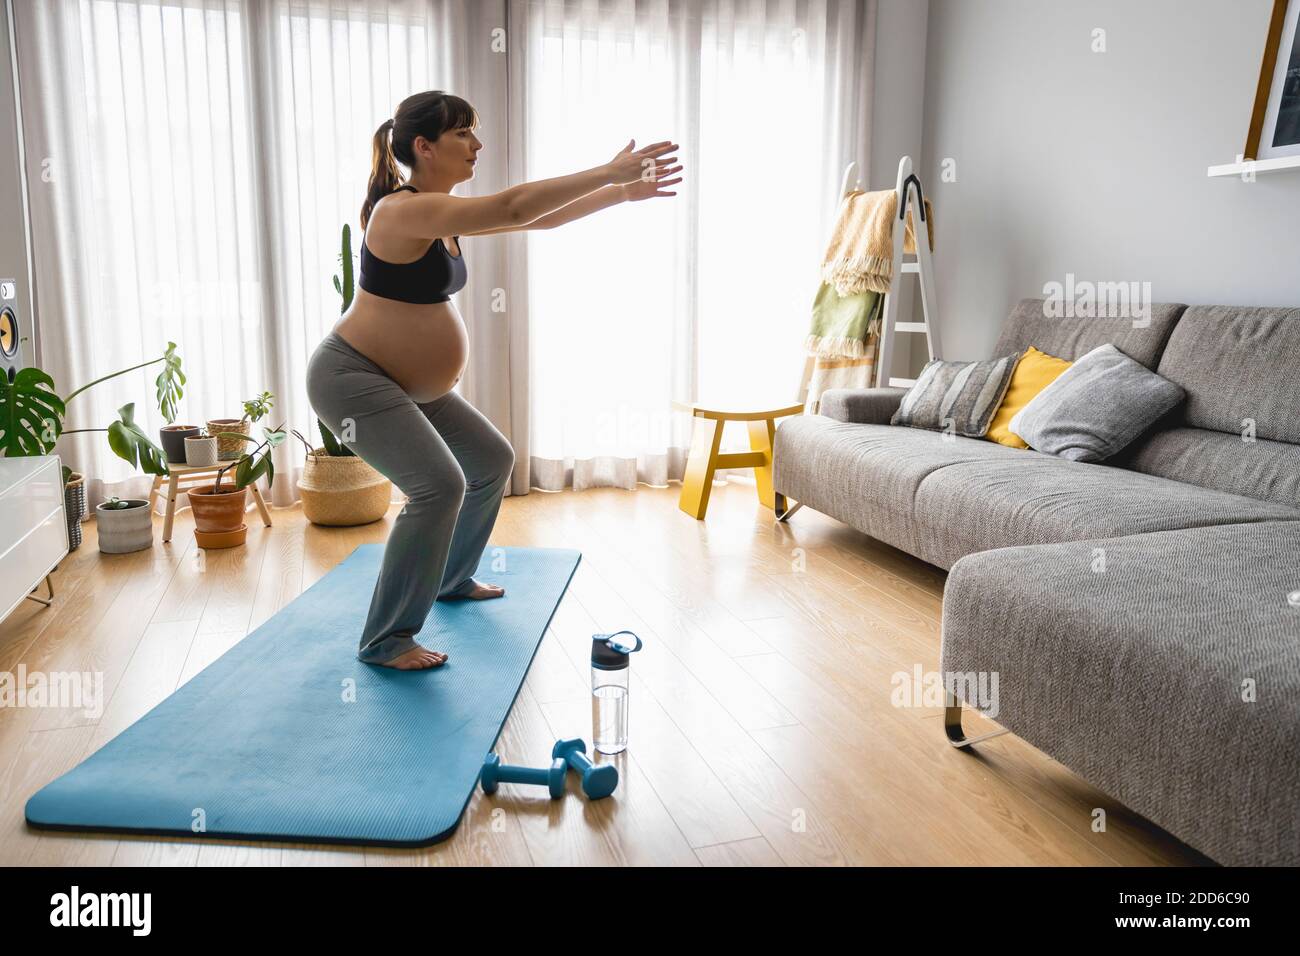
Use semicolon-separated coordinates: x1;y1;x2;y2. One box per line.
820;188;934;296
799;188;936;408
804;280;882;359
800;281;882;409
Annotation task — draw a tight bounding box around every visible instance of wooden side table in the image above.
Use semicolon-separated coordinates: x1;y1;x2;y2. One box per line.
148;462;273;543
672;400;804;519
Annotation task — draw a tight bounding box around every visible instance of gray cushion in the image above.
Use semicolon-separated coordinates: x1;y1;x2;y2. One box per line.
773;415;1034;557
890;354;1018;437
941;521;1300;866
1117;427;1300;509
911;455;1300;569
1009;344;1185;462
992;297;1185;369
1154;304;1300;444
818;386;907;425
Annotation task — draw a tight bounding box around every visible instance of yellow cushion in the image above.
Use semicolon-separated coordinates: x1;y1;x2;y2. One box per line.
985;346;1073;448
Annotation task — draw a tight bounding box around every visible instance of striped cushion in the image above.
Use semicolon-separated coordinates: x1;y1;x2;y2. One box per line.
890;354;1020;438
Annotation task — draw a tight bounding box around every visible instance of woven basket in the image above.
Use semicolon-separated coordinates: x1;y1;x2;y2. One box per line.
64;472;86;551
297;446;392;526
207;418;250;460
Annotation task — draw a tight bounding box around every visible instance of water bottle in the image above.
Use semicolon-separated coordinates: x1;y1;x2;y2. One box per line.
590;630;643;755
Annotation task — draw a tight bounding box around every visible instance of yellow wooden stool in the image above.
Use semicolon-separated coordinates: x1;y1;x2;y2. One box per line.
672;400;804;519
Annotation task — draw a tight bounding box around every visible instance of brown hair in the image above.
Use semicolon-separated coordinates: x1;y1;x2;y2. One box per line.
360;91;480;229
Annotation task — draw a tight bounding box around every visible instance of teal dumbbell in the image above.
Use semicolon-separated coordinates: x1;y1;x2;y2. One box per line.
552;738;619;799
480;753;567;799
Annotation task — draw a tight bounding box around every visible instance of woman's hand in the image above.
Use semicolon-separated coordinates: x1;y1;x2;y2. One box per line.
622;156;683;201
605;139;680;186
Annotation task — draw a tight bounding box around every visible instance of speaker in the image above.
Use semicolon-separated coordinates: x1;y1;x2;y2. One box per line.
0;279;24;384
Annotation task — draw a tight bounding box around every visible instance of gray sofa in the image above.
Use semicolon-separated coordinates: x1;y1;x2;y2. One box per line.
772;298;1300;866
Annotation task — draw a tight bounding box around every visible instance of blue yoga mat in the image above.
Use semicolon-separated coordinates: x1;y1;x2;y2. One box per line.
26;543;581;847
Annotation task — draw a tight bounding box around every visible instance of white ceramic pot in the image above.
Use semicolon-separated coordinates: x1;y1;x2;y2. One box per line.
185;435;218;466
96;499;155;554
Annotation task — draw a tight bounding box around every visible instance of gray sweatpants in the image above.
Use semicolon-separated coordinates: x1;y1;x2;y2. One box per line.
306;330;515;664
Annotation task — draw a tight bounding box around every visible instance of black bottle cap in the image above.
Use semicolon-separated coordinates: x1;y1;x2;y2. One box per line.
590;630;643;671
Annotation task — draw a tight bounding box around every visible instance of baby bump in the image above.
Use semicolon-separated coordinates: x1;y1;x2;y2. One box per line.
334;308;469;404
390;317;469;402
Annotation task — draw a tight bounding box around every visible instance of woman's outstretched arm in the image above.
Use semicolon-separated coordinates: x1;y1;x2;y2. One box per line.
511;139;677;223
386;140;676;241
534;158;683;229
463;155;683;236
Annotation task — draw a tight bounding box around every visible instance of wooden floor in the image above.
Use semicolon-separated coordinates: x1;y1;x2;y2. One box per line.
0;478;1209;866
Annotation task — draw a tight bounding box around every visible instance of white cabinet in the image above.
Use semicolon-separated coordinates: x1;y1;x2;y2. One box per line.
0;455;69;623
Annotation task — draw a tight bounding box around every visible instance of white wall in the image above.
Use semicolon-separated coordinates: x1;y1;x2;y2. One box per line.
921;0;1300;362
871;0;929;190
870;0;929;377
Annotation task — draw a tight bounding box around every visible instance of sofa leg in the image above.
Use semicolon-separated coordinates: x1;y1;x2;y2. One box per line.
944;692;1009;750
774;492;803;522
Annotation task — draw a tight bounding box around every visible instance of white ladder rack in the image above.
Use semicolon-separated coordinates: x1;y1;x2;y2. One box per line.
850;155;941;388
780;157;939;524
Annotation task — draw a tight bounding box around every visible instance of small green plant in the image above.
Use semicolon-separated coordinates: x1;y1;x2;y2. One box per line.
211;421;287;493
101;496;136;510
242;391;274;425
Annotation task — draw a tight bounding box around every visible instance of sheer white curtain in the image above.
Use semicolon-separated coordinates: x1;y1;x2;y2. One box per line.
518;0;875;491
13;0;510;512
13;0;873;512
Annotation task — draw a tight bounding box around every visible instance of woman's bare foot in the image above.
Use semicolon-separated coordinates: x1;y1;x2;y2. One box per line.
380;646;448;670
441;579;506;600
463;580;505;599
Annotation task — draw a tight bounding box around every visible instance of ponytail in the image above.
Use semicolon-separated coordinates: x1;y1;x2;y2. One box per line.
360;118;401;230
358;92;479;230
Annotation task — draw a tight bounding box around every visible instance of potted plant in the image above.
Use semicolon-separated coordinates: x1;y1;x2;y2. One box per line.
293;420;391;526
160;422;201;464
209;390;274;461
0;342;182;551
95;495;154;554
149;345;193;463
188;420;286;549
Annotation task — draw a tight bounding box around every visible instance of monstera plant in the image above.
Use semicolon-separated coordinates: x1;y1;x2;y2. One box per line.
25;342;185;484
54;343;183;478
0;342;183;550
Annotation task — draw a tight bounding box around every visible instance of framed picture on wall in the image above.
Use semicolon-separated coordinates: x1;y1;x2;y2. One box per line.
1246;0;1300;159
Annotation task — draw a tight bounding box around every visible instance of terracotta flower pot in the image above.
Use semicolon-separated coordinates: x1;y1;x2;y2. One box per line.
160;424;200;464
207;418;250;460
188;481;249;542
194;523;247;550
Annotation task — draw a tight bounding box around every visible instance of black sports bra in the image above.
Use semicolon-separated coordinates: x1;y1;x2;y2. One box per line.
358;184;467;304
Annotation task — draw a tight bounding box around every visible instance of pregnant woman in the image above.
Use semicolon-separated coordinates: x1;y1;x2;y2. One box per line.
306;91;681;670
